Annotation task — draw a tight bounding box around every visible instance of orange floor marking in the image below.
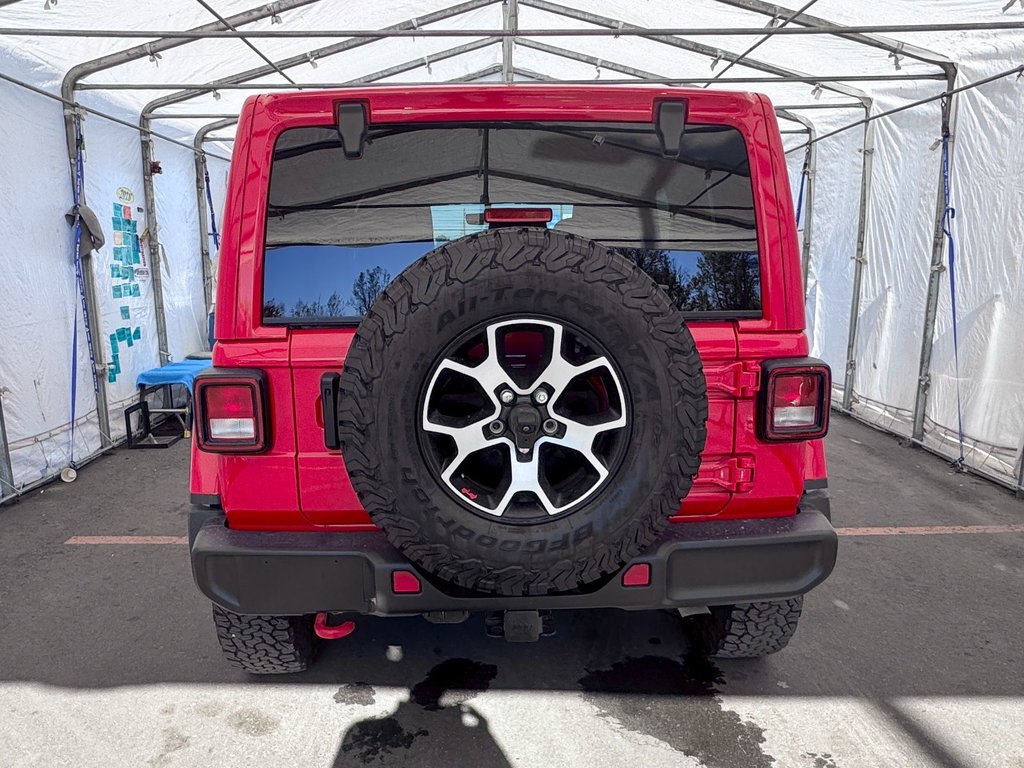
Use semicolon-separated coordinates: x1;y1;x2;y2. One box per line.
836;524;1024;536
62;525;1024;546
65;535;188;545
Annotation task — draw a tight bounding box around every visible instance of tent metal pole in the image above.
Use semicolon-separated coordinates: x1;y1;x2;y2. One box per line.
59;0;316;154
76;72;945;90
451;63;504;82
344;38;502;85
912;70;961;441
189;62;513;156
195;150;214;324
787;63;1021;155
139;6;448;358
1016;439;1024;496
518;0;869;104
515;39;694;83
841;102;876;411
9;21;1024;38
193;0;298;85
139;127;171;364
773;103;863;110
145;37;502;121
0;73;227;158
778;108;817;292
145;114;245;119
136;1;499;117
57;1;314;441
193;119;236;322
708;0;819;84
711;0;953;70
0;389;14;499
62;110;113;448
502;0;518;83
801;137;817;293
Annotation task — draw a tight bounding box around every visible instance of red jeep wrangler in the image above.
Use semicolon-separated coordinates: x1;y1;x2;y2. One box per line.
189;85;837;674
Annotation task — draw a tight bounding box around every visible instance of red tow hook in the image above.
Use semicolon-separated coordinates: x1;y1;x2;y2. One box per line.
314;612;356;640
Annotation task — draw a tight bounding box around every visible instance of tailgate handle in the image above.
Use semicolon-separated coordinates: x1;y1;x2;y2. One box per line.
321;372;341;450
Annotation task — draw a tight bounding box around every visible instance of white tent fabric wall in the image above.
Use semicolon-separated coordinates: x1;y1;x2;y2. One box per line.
0;48;103;489
801;108;865;398
850;87;942;437
153;141;214;361
202;154;232;310
79;110;161;442
923;47;1024;482
0;47;227;495
1;0;1023;495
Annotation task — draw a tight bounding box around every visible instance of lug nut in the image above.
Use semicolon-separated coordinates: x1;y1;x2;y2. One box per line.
488;420;505;435
499;389;515;404
543;418;559;435
533;389;549;405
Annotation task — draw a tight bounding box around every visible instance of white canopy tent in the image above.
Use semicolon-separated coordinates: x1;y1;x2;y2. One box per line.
1;0;1023;501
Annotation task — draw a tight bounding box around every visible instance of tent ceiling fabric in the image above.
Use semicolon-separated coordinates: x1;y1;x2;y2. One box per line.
3;1;1019;141
1;0;1023;497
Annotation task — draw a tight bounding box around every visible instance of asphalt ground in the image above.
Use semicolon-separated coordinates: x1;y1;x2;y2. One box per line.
0;414;1022;768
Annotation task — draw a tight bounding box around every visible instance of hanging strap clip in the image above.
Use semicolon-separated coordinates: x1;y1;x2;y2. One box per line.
654;100;688;159
336;102;368;159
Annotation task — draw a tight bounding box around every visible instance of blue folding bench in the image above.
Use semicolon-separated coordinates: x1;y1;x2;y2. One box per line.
125;356;211;448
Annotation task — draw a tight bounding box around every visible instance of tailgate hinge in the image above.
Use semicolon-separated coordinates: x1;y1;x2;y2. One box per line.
703;455;756;493
707;361;761;399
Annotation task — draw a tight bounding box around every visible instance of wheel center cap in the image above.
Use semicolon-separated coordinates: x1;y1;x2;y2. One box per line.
508;403;543;455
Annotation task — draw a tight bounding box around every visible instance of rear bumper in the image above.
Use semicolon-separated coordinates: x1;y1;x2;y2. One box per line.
191;492;837;616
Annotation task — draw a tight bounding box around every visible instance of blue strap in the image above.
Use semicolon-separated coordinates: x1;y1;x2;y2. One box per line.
941;130;965;468
203;158;221;251
795;164;807;228
68;114;100;467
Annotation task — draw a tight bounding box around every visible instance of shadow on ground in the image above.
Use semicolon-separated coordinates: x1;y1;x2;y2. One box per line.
0;414;1021;767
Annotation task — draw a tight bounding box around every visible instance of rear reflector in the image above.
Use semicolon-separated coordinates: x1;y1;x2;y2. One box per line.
391;570;422;594
762;362;831;441
194;373;267;453
622;563;651;587
484;207;553;224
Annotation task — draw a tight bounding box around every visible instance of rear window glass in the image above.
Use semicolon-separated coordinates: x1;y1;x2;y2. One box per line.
263;122;761;323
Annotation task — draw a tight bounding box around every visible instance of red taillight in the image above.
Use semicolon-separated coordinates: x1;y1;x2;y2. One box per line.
195;373;267;453
762;361;831;442
484;207;553;224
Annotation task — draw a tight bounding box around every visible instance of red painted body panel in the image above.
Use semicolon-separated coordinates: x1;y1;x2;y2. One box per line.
195;85;828;533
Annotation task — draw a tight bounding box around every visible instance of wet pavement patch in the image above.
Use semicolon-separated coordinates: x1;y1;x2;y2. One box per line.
337;716;429;764
578;653;774;768
225;706;280;737
803;753;839;768
334;682;376;706
409;658;498;710
334;659;510;767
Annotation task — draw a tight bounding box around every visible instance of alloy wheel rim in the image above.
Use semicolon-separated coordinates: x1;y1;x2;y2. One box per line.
420;317;630;522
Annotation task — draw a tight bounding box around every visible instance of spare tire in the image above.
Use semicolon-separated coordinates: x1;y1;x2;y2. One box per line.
338;228;707;596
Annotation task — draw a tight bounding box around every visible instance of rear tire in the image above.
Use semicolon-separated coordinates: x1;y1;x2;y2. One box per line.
338;227;707;596
698;597;803;659
211;604;320;674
